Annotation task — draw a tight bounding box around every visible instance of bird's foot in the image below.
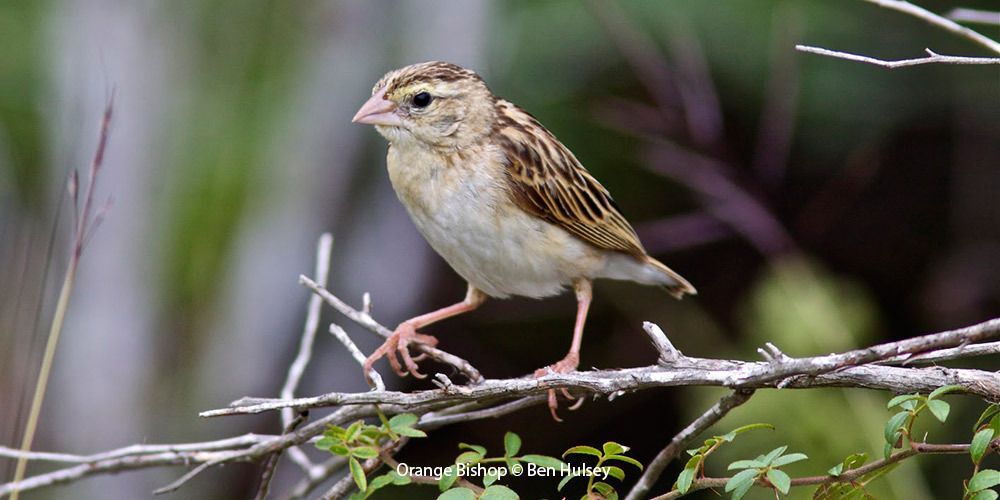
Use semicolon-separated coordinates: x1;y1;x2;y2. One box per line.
363;322;439;383
534;352;583;422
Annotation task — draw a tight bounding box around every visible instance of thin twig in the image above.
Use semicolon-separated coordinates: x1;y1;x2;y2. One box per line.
626;389;755;500
642;321;684;364
201;317;1000;417
329;323;384;390
863;0;1000;54
276;233;334;482
299;275;483;383
796;45;1000;68
947;8;1000;26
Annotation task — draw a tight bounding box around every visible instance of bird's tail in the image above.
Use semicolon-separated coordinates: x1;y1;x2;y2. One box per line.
645;256;697;299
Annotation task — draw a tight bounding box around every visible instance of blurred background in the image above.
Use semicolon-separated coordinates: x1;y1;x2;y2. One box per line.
1;0;997;498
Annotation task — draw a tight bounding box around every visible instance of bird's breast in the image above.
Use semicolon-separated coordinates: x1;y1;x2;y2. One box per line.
384;145;605;298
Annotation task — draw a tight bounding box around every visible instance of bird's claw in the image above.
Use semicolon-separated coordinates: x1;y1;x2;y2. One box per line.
363;323;439;383
534;353;582;422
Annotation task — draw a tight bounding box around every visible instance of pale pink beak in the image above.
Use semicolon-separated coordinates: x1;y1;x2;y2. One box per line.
352;86;402;127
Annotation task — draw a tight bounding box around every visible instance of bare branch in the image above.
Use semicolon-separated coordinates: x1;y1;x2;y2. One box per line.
947;8;1000;26
299;275;483;383
796;45;1000;68
329;323;384;390
863;0;1000;54
277;233;334;480
643;321;684;364
200;317;1000;417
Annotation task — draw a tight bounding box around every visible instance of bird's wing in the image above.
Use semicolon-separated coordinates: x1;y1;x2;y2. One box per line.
495;100;646;257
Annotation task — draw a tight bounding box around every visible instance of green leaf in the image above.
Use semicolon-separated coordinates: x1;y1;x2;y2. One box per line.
828;453;867;476
592;481;616;497
345;421;363;443
767;469;791;494
725;469;758;500
389;469;411;485
324;425;347;440
884;411;909;445
719;423;775;442
520;454;564;469
388;413;418;429
605;465;625;481
883;442;893;461
557;471;579;491
483;469;499;487
972;429;995;464
887;394;921;409
395;426;427;438
351;446;379;460
928;384;964;400
771;452;808;467
480;485;519;500
368;472;395;493
728;459;767;470
604;454;644;470
968;469;1000;493
456;450;483;464
439;465;459;492
926;399;950;423
971;489;999;500
763;446;788;464
504;432;522;457
437;487;477;500
459;443;487;456
349;457;367;492
563;445;602;459
603;442;628;456
676;467;696;493
974;405;1000;433
827;463;844;477
328;444;350;457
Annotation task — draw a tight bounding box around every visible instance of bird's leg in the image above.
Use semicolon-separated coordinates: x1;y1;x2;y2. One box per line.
535;279;592;421
364;285;486;382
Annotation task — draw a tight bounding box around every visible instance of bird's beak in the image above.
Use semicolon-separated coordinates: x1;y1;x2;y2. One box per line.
352;87;402;127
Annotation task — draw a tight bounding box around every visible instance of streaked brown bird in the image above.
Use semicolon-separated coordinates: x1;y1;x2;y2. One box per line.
352;61;695;419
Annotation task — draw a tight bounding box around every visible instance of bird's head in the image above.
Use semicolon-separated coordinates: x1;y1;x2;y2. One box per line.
352;61;496;149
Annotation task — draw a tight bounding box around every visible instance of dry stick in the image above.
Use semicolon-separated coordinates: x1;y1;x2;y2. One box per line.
253;234;336;499
201;317;1000;417
10;99;114;500
279;233;334;469
299;276;483;383
625;389;755;500
204;363;999;416
0;390;544;496
947;8;1000;26
881;340;1000;365
649;441;977;499
796;46;1000;68
797;0;1000;70
863;0;1000;54
0;434;272;464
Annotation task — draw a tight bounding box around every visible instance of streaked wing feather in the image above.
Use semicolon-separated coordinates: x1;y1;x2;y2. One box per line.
495;100;646;257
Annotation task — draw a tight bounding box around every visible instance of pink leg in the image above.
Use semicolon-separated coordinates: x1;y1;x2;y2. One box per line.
535;279;592;421
364;285;487;381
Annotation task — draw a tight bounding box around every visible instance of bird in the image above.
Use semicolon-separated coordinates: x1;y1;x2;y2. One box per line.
352;61;695;420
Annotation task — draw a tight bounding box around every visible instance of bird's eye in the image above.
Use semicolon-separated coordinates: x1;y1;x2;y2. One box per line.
412;92;433;108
